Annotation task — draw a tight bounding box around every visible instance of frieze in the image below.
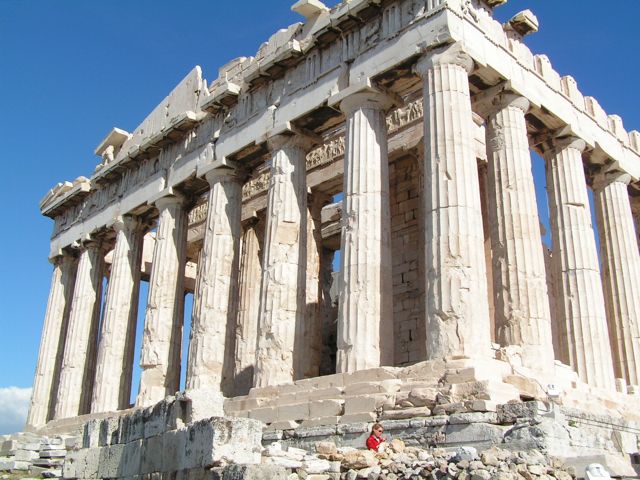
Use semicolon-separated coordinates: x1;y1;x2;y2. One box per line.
307;136;346;171
238;98;426;201
188;200;209;225
242;170;271;201
387;98;424;134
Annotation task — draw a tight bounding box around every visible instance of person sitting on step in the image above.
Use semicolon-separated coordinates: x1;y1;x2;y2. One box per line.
366;423;387;452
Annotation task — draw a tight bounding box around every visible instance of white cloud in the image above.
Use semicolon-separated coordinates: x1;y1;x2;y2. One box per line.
0;387;32;435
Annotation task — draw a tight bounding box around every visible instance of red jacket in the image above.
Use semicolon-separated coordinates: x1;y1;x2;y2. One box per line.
366;434;384;451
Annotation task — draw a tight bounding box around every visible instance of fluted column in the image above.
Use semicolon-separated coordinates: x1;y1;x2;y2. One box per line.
297;192;327;379
336;91;394;373
594;170;640;388
482;93;555;373
415;43;491;360
54;241;105;419
254;135;311;387
137;195;188;407
186;167;242;399
27;254;77;428
233;219;263;395
91;216;144;413
543;137;615;390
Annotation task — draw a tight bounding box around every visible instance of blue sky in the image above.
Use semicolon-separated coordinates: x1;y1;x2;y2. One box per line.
0;1;639;433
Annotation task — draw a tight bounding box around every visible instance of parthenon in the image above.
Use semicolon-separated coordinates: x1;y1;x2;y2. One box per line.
24;0;640;474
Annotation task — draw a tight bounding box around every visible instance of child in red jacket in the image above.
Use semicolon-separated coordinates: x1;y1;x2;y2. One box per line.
366;423;386;452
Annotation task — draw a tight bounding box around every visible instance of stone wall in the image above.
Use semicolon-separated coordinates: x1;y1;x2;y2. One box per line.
62;397;263;479
269;403;640;478
0;432;79;478
389;153;425;367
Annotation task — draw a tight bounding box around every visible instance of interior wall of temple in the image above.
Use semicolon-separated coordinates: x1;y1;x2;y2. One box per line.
389;152;425;366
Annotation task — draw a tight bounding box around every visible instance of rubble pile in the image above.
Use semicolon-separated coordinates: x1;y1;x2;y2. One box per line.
263;440;577;480
0;432;79;479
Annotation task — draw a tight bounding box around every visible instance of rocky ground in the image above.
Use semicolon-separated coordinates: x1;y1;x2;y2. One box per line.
263;439;577;480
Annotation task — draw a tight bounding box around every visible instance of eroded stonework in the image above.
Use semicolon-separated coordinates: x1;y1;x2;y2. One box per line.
24;0;640;478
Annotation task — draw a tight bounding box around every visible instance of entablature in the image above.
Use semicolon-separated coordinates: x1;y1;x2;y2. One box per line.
42;0;640;258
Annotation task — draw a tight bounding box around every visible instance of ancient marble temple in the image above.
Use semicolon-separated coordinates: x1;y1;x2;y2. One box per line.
28;0;640;431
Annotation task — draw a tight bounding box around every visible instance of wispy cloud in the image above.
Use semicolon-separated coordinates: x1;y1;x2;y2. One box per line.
0;387;31;435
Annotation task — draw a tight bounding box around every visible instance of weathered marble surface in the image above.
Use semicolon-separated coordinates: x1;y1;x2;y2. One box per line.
416;44;491;361
92;216;144;414
594;171;640;389
29;0;640;438
186;168;242;402
233;220;263;396
254;136;312;387
544;138;615;391
336;91;394;373
55;243;105;419
137;196;188;407
482;93;554;374
28;255;77;427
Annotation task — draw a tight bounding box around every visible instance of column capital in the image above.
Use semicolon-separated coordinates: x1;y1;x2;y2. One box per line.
205;165;243;186
543;135;586;157
592;168;631;192
71;236;105;253
111;214;142;233
339;90;395;116
84;239;106;253
414;43;474;77
48;251;76;266
475;90;530;118
154;193;187;211
267;133;316;154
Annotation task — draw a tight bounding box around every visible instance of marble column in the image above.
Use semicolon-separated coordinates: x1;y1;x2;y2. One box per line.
336;91;394;373
233;219;263;395
594;170;640;388
91;216;144;413
415;44;492;360
543;137;615;390
186;167;242;398
54;241;105;419
483;93;555;373
254;135;311;387
27;254;77;428
297;192;327;379
137;195;188;407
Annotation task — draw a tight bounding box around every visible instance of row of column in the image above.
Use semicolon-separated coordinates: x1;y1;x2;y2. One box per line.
28;42;640;428
26;138;329;427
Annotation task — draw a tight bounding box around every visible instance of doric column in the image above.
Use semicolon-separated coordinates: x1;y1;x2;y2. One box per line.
543;137;615;390
233;218;263;395
91;216;144;413
186;167;242;400
415;43;492;360
54;241;105;419
481;92;554;373
336;90;394;373
137;194;188;407
27;254;77;428
297;192;328;379
254;135;312;387
593;170;640;388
